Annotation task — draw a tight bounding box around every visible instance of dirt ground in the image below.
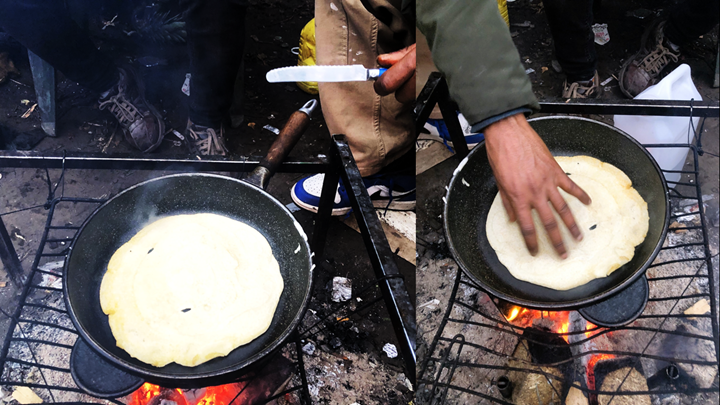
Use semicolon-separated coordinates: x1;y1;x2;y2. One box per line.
416;0;719;403
0;0;414;404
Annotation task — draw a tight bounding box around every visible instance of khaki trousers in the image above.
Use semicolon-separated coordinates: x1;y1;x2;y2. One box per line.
315;0;414;176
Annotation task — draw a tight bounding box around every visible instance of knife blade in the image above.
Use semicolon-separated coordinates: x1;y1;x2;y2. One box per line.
266;65;387;83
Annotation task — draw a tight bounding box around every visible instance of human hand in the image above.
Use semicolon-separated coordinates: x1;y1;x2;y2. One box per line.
484;113;591;258
374;44;416;104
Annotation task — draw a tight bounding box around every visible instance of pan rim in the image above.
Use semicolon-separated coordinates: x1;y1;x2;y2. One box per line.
63;172;314;381
443;115;670;310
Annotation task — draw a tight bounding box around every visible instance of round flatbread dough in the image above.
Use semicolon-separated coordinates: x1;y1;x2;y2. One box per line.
100;213;284;367
486;155;649;291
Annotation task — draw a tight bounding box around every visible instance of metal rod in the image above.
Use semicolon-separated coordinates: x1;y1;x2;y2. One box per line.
311;149;341;258
0;152;330;173
0;199;60;371
432;334;465;405
436;80;469;159
539;99;719;117
414;72;445;135
0;214;23;288
418;268;462;383
690;145;720;367
415;72;469;159
418;73;719;120
329;135;417;386
294;335;312;405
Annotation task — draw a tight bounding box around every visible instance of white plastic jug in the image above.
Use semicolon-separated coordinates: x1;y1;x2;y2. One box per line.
613;64;702;187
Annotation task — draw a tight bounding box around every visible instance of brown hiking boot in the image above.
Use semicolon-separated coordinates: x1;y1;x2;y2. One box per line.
98;67;165;152
619;20;681;98
562;71;601;99
185;120;229;156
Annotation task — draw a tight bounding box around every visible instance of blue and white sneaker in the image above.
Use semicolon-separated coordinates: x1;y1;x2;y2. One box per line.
421;112;484;149
291;173;416;216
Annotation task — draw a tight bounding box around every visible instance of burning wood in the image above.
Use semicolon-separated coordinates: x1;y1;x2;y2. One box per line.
128;353;295;405
129;382;261;405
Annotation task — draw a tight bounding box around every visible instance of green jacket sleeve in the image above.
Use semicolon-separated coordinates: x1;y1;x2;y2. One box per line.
416;0;540;128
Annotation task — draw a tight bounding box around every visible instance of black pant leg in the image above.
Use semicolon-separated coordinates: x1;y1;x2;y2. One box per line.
181;0;247;128
664;0;720;47
0;0;117;93
543;0;596;83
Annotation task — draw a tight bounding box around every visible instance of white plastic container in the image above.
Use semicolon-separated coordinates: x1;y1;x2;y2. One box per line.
613;64;702;187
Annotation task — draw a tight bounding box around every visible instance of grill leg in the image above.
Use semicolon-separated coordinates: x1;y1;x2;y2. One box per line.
311;156;340;258
415;72;469;159
294;334;312;405
0;215;23;287
329;134;417;387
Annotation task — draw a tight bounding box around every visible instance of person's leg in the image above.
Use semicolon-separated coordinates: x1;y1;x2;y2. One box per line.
543;0;596;83
179;0;246;155
664;0;719;47
314;0;414;177
291;0;415;215
0;0;164;151
0;0;117;93
181;0;246;129
618;0;719;99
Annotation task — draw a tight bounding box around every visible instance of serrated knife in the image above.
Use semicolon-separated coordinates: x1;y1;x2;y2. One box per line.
266;65;387;83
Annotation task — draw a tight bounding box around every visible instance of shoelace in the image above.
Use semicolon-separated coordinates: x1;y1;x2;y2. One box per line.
563;79;597;99
188;126;228;155
639;39;679;77
98;92;141;128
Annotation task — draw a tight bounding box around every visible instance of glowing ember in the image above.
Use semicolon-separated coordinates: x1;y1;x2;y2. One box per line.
129;382;245;405
587;353;615;371
586;353;616;399
133;383;161;403
585;321;597;338
557;320;570;343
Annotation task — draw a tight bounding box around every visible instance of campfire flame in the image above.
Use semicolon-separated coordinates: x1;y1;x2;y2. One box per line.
129;382;245;405
501;304;618;396
501;306;608;344
501;305;573;342
506;306;521;322
557;319;570;343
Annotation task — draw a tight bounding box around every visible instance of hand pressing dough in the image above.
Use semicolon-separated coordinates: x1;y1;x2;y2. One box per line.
486;155;648;290
100;213;283;367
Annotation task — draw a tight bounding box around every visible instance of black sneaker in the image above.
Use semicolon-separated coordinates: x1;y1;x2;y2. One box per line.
98;67;165;152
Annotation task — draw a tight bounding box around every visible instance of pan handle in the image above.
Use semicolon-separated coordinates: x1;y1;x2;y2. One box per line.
245;99;318;189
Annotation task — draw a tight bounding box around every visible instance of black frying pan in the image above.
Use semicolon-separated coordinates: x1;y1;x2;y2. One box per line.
64;101;317;387
444;116;669;310
64;173;313;386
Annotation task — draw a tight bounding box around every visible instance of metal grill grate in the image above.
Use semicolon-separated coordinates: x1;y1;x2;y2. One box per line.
0;195;398;403
418;144;719;404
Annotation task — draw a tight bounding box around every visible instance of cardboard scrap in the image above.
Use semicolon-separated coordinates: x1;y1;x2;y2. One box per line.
684;299;710;316
12;387;43;404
